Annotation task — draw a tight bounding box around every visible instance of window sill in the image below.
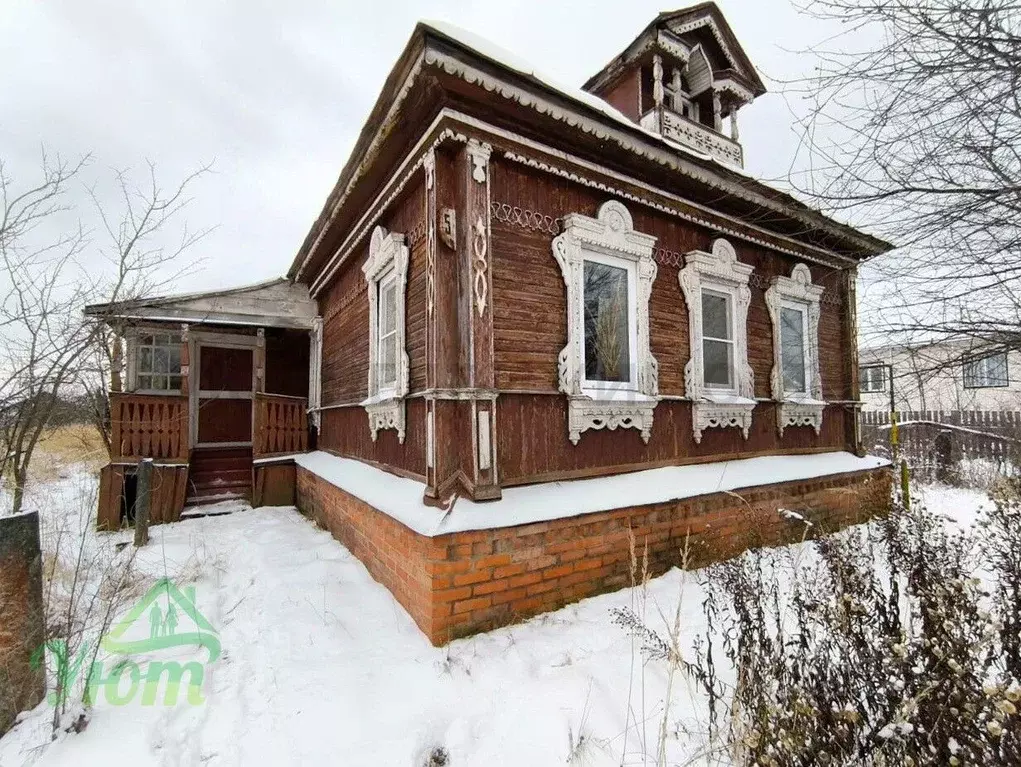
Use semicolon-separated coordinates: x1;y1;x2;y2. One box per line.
692;393;756;443
567;391;657;445
777;397;825;437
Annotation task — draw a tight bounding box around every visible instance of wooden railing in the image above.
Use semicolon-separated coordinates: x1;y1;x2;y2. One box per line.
253;393;308;458
110;392;189;462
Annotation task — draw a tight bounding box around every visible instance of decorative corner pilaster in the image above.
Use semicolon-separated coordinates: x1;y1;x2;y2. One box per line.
466;139;492;183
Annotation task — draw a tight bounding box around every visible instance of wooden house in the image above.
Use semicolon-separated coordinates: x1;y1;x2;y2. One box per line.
90;3;893;644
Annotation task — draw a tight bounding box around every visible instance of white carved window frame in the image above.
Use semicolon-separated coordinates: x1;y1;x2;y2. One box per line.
765;263;825;437
678;238;755;443
361;225;410;443
552;200;659;445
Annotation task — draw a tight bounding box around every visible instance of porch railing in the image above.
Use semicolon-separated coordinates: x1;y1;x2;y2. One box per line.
110;392;189;462
253;393;308;458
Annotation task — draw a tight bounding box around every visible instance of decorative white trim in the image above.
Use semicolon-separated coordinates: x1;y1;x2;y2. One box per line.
551;200;659;444
308;317;323;428
467;138;492;183
667;15;742;74
472;215;489;317
361;225;411;443
765;263;825;436
678;238;755;443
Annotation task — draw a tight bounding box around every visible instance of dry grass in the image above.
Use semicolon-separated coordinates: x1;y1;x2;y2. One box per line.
28;424;107;481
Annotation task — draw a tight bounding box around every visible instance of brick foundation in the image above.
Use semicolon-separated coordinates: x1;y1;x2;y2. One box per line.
296;465;891;645
0;512;45;736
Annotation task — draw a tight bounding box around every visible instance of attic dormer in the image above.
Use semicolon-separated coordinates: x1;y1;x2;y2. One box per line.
583;2;766;168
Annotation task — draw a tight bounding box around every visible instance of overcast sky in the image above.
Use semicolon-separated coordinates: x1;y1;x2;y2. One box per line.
1;0;846;296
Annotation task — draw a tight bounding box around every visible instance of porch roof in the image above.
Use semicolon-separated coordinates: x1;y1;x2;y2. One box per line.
85;277;318;331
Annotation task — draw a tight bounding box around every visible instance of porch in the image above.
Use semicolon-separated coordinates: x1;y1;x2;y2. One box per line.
88;278;318;529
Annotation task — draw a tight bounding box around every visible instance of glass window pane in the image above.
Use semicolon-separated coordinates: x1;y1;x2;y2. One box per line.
138;346;152;373
168;375;182;391
702;291;730;340
703;339;732;387
380;335;397;387
583;261;631;382
167;345;181;374
990;354;1008;385
153;345;170;374
137;375;152;391
381;280;397;335
151;375;167;391
780;307;806;393
140;335;154;347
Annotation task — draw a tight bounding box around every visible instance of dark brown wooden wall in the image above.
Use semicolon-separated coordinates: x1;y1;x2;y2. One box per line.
315;178;428;477
596;70;642;122
489;156;853;485
265;328;310;398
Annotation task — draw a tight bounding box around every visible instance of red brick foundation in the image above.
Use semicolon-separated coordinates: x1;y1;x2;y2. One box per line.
296;465;891;645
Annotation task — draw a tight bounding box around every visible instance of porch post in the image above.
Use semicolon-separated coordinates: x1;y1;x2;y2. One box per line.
255;327;266;393
110;327;123;393
179;324;190;397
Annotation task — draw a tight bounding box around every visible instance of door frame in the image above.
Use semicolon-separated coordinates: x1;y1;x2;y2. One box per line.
189;332;259;449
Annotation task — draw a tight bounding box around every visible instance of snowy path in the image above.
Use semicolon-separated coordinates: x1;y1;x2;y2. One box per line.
2;506;713;766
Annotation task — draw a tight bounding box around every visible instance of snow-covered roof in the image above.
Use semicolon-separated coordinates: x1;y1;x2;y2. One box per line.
289;450;890;537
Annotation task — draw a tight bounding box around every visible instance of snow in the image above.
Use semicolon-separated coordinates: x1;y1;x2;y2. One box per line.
914;483;992;529
294;450;890;537
1;497;723;766
1;460;997;766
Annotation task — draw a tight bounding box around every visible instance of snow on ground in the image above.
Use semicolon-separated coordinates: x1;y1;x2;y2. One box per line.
0;471;995;767
915;482;992;530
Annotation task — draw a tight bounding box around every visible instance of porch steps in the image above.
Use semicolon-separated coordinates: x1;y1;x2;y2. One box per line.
186;447;253;506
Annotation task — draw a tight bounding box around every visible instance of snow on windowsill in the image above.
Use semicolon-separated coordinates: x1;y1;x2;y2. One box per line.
701;392;756;406
578;387;657;404
783;395;827;406
293;450;891;538
361;391;400;407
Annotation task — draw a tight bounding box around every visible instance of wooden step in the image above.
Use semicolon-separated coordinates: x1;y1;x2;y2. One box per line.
186;446;252;505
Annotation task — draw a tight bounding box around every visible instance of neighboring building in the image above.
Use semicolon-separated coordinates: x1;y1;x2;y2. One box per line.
859;340;1021;412
88;3;893;644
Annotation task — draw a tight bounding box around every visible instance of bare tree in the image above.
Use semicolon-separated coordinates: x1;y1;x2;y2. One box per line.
0;154;91;516
788;0;1021;359
80;162;210;454
0;155;209;516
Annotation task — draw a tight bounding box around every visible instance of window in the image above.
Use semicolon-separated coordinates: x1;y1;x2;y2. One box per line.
377;272;398;392
583;257;636;386
361;225;410;443
135;333;182;392
552;200;659;445
964;353;1008;388
780;304;808;394
701;289;734;389
678;238;755;443
764;263;824;436
859;365;887;393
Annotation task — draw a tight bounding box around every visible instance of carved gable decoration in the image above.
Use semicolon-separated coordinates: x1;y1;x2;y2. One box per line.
551;200;659;445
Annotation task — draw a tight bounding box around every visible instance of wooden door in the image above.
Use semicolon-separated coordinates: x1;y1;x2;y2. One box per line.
195;345;254;446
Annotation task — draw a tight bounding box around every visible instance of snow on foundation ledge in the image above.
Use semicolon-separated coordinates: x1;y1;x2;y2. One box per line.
293;451;891;539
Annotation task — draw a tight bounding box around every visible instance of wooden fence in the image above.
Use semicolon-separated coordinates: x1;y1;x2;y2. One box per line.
110;392;189;462
861;410;1021;484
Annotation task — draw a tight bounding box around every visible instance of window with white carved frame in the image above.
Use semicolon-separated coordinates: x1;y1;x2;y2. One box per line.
361;225;410;444
765;263;825;436
859;365;887;393
964;353;1008;389
552;201;659;445
133;332;182;392
678;238;755;443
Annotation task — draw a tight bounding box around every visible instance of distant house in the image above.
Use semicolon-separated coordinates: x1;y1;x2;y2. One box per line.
859;339;1021;413
87;3;893;644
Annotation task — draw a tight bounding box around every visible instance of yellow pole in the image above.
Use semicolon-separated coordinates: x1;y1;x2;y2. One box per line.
890;410;899;464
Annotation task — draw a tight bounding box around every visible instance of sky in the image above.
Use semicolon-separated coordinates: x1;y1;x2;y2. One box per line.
0;0;850;297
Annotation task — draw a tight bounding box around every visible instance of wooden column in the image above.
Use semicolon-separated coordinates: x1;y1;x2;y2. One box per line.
462;138;500;500
110;327;123;393
255;327;266;393
426;147;465;499
179;325;191;397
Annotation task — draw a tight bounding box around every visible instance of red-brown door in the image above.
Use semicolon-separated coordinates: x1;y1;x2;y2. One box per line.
195;345;254;446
